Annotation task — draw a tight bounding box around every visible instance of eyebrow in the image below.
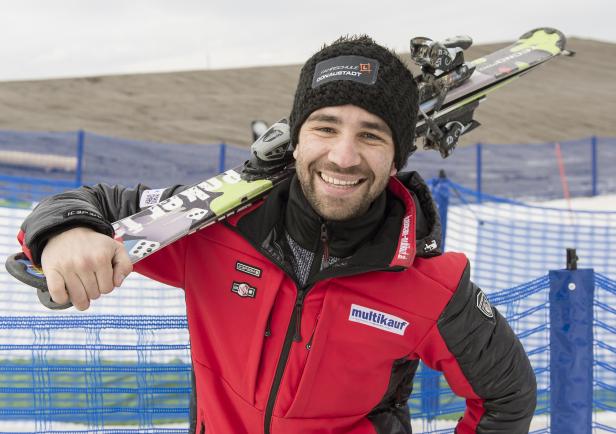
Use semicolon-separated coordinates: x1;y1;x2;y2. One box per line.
306;113;391;134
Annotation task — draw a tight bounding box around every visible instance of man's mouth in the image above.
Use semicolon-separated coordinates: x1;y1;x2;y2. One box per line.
319;172;365;187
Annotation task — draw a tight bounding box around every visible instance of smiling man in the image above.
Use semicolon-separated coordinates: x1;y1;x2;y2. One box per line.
18;36;536;433
294;105;397;221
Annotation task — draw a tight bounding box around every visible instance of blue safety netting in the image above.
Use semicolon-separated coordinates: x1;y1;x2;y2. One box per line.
407;136;616;199
1;131;616;432
1;130;615;201
431;178;616;290
0;316;191;430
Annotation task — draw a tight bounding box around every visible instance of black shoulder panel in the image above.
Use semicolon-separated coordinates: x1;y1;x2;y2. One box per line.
21;183;185;264
437;265;537;433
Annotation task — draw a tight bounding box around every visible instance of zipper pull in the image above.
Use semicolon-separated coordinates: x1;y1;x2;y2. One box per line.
320;223;329;265
293;293;305;342
305;336;314;350
265;312;272;337
305;315;320;350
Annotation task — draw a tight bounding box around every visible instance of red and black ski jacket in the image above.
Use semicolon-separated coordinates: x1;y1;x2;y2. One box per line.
18;171;536;434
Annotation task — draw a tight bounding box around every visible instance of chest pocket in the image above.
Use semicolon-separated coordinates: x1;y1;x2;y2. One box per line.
284;285;415;418
184;241;285;406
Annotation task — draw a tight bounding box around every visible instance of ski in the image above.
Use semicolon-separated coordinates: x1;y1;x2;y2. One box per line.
6;119;296;309
4;27;571;309
413;27;571;157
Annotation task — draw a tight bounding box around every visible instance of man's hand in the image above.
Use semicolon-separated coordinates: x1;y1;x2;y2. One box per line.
40;227;133;310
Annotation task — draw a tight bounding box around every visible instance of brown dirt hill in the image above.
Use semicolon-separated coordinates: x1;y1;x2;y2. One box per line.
0;37;613;148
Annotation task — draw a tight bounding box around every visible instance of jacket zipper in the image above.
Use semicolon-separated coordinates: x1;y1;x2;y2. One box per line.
264;285;311;434
264;224;328;434
293;223;327;342
320;222;329;264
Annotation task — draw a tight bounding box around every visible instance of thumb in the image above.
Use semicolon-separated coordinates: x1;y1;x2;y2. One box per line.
111;242;133;287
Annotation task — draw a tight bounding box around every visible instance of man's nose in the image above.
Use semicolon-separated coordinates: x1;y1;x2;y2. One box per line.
328;133;361;168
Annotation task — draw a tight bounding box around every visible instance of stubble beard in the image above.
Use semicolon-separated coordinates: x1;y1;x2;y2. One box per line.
295;160;389;221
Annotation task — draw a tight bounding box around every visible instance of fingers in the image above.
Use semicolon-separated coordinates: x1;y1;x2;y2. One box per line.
46;263;108;311
64;271;91;311
46;268;70;306
39;228;131;310
112;242;133;288
80;268;101;302
95;261;114;296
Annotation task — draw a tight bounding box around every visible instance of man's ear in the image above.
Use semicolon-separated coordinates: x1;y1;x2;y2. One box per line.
293;146;298;159
389;161;397;177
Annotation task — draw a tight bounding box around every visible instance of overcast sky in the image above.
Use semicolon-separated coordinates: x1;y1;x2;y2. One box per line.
0;0;612;82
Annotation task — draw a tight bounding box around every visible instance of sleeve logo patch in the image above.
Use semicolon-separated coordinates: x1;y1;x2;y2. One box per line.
423;239;438;252
235;261;262;278
64;209;103;220
231;282;257;298
476;290;494;318
139;189;166;208
348;304;409;336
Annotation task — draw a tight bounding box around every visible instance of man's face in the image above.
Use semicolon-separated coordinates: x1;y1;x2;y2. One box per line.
293;104;397;221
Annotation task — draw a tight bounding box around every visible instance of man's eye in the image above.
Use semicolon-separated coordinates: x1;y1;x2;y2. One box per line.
362;132;383;141
317;127;336;134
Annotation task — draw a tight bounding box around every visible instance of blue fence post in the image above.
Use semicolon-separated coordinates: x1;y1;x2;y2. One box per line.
591;136;598;196
476;142;482;203
432;170;450;251
76;130;85;187
549;264;594;434
218;143;227;173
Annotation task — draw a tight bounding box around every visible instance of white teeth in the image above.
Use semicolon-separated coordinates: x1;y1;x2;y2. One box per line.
320;173;361;186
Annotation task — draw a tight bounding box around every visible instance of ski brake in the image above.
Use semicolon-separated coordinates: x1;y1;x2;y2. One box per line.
242;118;294;180
411;34;477;158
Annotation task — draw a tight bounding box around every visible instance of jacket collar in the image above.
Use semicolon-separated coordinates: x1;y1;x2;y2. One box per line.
284;176;388;258
231;171;442;272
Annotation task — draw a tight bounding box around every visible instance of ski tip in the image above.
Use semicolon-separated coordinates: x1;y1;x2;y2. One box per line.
519;27;567;51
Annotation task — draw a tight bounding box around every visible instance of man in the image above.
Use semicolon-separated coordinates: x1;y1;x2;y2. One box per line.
18;36;536;433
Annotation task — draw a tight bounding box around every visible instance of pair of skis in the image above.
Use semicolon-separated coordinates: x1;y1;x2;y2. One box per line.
5;27;572;309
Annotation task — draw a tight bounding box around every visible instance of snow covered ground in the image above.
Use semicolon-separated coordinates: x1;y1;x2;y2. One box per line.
528;194;616;211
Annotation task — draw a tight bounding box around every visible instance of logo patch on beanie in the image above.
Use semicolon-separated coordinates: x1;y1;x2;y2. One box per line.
312;55;379;88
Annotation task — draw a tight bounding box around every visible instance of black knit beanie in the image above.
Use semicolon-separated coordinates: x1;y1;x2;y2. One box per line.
289;35;419;170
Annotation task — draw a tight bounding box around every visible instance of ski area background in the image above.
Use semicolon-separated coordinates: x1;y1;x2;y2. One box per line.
1;34;616;434
0;37;616;199
2;38;614;147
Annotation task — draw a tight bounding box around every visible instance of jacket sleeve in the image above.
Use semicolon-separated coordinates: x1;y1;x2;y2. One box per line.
18;183;188;288
415;262;537;434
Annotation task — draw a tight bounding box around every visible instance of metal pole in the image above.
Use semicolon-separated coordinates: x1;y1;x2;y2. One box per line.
76;130;85;187
433;170;450;251
591;136;598;196
219;143;227;173
476;143;482;203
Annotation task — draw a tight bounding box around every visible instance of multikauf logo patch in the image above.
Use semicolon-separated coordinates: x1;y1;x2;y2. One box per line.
231;282;257;298
348;304;409;336
476;290;494;318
